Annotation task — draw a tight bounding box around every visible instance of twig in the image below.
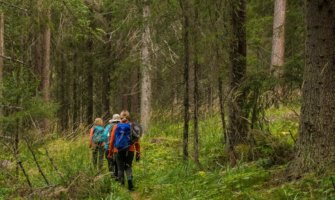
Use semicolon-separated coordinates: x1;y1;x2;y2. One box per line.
29;114;42;134
0;135;14;140
0;1;28;12
0;139;14;154
288;130;296;144
0;55;27;65
24;137;50;186
17;160;33;189
66;174;81;189
331;177;335;191
44;148;65;183
0;104;24;110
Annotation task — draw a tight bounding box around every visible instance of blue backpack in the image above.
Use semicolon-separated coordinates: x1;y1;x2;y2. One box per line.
114;123;131;151
92;126;105;144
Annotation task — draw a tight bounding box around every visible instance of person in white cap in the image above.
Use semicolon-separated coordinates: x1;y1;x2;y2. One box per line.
103;114;121;179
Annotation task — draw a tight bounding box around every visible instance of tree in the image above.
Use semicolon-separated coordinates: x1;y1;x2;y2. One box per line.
86;39;94;124
33;1;51;131
0;12;3;119
289;0;335;176
226;0;248;165
140;0;152;133
270;0;286;97
180;0;190;161
192;0;200;166
41;8;51;102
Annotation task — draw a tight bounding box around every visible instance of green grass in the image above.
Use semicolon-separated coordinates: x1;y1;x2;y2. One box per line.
1;105;334;199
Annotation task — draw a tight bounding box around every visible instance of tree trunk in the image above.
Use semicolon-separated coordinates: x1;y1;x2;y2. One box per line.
218;77;226;143
289;0;335;176
227;0;248;165
0;13;4;120
180;0;190;161
41;8;51;102
102;62;110;119
193;0;200;166
131;68;140;115
33;1;51;131
59;54;68;130
72;53;79;130
86;39;94;125
270;0;286;97
140;0;152;133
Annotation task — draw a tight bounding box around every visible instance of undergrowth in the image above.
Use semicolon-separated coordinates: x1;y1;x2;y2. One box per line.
0;105;334;199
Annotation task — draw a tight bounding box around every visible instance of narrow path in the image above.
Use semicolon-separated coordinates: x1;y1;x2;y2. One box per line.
131;191;142;200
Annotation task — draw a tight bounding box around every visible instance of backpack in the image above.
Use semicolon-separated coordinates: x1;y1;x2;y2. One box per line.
130;122;142;144
103;124;113;138
92;126;105;144
114;123;132;151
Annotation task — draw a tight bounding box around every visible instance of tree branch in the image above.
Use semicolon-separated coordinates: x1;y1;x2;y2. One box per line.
0;55;27;65
0;1;28;12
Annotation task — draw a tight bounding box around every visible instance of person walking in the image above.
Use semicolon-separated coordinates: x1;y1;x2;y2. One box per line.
103;114;121;179
89;118;105;170
108;111;141;191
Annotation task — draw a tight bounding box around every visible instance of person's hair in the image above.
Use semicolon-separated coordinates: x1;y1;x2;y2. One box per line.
94;118;104;126
120;110;130;122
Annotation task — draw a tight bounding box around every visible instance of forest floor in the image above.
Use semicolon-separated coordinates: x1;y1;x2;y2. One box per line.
0;106;335;199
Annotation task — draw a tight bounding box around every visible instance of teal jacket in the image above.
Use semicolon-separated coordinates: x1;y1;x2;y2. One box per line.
103;122;118;150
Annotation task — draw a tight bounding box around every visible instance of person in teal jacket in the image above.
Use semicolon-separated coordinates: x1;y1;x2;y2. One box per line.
103;114;120;178
89;118;105;170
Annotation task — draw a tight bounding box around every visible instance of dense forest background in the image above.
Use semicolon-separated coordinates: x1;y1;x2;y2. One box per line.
0;0;334;199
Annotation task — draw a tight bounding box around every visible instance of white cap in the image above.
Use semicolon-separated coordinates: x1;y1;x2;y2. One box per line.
110;114;121;122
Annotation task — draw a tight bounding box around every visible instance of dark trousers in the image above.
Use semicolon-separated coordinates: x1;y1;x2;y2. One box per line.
92;145;104;170
116;150;134;184
105;150;118;178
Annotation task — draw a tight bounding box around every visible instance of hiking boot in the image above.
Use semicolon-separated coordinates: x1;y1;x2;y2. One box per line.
128;179;134;191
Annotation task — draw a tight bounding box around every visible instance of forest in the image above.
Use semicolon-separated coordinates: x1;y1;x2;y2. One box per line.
0;0;334;199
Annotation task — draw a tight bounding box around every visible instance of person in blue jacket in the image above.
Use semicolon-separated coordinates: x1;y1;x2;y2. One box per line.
103;114;121;178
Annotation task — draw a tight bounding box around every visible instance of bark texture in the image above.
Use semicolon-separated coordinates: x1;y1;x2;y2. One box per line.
270;0;286;78
33;1;51;131
181;0;190;161
227;0;248;151
289;0;335;176
86;40;94;124
193;0;200;166
41;8;51;102
0;13;4;118
140;0;152;133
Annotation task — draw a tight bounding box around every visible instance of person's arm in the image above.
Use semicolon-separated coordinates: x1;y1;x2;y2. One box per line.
108;125;117;157
89;127;94;148
135;140;141;161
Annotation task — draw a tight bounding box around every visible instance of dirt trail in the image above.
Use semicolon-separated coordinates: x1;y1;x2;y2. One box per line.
131;191;142;200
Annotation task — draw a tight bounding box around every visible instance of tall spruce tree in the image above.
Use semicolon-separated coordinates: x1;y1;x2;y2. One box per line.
289;0;335;176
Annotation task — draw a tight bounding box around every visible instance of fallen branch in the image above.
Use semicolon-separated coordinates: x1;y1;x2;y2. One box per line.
24;137;50;186
0;1;28;12
44;148;65;183
0;55;27;65
0;104;24;110
66;174;81;189
288;130;296;144
18;160;33;189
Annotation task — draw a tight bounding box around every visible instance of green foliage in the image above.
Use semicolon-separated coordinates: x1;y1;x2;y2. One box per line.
1;107;334;199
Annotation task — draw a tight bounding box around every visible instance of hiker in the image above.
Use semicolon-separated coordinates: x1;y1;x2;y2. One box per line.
103;114;121;179
89;118;105;170
108;110;141;191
